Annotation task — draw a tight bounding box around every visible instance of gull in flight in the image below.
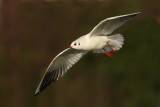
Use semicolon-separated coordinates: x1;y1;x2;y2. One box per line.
35;12;140;95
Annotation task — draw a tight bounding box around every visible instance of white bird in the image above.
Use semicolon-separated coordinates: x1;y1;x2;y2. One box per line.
35;12;140;95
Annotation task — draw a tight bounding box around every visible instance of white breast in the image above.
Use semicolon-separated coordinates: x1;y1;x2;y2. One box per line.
80;36;108;50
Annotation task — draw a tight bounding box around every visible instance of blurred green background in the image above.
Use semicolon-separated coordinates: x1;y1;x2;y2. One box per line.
0;0;160;107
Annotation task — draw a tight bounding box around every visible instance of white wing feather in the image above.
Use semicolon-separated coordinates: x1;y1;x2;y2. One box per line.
89;12;140;36
35;48;87;95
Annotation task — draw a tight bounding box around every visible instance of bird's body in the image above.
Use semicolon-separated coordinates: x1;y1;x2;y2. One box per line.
35;12;141;95
75;35;108;50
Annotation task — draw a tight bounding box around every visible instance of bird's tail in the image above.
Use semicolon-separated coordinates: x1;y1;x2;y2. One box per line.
93;34;124;53
106;34;124;51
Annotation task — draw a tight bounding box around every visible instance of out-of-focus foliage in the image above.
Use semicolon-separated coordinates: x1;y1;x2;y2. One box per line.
0;0;160;107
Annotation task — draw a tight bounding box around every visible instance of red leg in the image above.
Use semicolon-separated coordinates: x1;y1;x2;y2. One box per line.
107;43;118;53
103;48;112;57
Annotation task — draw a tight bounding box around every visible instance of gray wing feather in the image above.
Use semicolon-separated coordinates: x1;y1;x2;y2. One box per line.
35;48;87;95
89;12;140;36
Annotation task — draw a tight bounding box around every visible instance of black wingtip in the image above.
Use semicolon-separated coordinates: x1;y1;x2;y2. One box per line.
34;90;40;96
34;93;38;96
34;92;39;96
135;12;141;14
131;12;141;17
34;71;57;96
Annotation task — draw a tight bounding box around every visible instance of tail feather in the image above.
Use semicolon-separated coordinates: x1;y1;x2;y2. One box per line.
93;34;124;53
106;34;124;51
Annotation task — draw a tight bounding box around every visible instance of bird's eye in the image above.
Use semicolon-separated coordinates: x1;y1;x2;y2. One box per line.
79;43;80;45
74;43;76;46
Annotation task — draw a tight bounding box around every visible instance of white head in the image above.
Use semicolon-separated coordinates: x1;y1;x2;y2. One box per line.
68;40;82;49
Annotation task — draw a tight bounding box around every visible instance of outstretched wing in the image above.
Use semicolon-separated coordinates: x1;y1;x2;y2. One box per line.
89;12;140;36
35;48;87;95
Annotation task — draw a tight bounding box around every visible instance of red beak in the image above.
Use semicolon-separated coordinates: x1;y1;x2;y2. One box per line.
68;46;72;48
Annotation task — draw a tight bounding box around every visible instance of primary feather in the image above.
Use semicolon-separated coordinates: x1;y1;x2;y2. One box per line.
35;48;87;95
89;12;140;36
